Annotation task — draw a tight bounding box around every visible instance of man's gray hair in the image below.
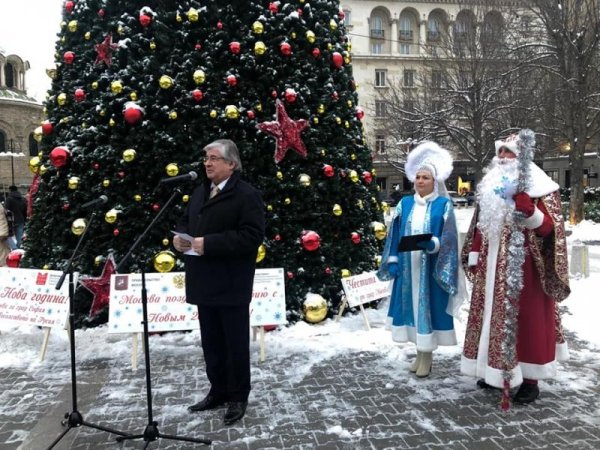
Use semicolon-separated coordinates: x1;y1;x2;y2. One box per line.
204;139;242;172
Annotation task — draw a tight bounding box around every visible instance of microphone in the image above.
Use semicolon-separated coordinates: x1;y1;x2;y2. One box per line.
159;171;198;184
81;195;108;208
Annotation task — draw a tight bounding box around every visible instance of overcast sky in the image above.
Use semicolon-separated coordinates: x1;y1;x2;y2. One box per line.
0;0;63;101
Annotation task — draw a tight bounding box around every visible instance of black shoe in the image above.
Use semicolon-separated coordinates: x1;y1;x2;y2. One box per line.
223;401;247;425
476;379;501;390
513;383;539;404
188;394;226;413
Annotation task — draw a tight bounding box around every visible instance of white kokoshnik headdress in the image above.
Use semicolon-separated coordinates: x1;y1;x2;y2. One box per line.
405;141;454;196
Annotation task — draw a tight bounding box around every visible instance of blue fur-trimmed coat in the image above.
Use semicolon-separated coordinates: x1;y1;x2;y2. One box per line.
377;193;461;351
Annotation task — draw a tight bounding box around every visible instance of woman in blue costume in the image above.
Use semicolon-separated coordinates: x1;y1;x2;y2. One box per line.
377;142;466;377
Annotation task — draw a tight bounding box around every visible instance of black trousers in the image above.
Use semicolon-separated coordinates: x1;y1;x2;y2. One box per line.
197;304;250;402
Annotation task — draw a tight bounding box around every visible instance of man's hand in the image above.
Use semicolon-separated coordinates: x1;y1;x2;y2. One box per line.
191;237;205;255
416;240;435;252
513;192;535;217
388;262;399;277
173;234;191;253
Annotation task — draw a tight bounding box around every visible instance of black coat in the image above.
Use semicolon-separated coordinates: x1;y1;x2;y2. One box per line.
5;191;26;225
176;172;265;307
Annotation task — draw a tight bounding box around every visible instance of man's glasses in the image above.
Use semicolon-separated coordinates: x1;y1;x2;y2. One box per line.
202;156;227;163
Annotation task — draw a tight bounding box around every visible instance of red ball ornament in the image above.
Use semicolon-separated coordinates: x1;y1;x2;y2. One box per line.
192;89;204;102
351;232;361;244
49;146;71;168
268;2;279;13
323;164;335;178
123;102;144;125
312;48;321;58
6;250;24;268
362;171;373;184
339;10;345;20
62;203;70;211
286;271;294;279
216;20;223;30
284;88;297;103
301;230;321;251
324;267;332;275
226;74;237;86
92;162;100;170
113;229;120;236
64;51;75;64
274;234;281;241
152;203;160;212
247;110;255;120
280;42;292;56
271;90;278;98
118;171;125;178
42;120;53;135
331;91;339;101
297;8;303;16
195;43;202;51
98;8;105;17
356;107;365;120
65;1;75;13
139;13;152;27
74;88;86;102
229;41;241;54
332;52;343;69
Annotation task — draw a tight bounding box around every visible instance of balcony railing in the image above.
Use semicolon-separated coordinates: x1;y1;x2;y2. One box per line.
399;30;413;41
427;30;441;41
370;29;385;38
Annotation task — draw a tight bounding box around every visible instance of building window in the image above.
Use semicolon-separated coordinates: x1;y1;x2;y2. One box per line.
4;63;14;88
29;133;39;157
371;16;384;38
376;177;387;192
375;100;387;118
431;100;443;112
375;69;387;88
431;70;443;88
0;130;5;152
545;169;559;184
399;17;413;41
427;17;441;41
372;43;383;54
342;9;351;27
400;43;411;55
375;134;386;154
403;70;415;88
404;100;415;112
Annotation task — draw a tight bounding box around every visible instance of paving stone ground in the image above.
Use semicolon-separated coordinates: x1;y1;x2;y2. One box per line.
1;327;599;450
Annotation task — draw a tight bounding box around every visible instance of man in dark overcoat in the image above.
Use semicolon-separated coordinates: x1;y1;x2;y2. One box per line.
173;139;265;426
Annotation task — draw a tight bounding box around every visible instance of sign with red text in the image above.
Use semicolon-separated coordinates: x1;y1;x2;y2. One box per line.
340;271;392;308
250;268;286;327
107;269;286;333
0;268;69;328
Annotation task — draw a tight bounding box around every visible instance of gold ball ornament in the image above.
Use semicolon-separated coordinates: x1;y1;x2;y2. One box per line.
349;170;359;183
306;30;316;44
225;105;239;119
193;69;206;84
159;75;174;89
252;21;264;34
347;100;353;108
266;204;273;212
187;8;199;22
111;80;123;94
327;43;333;51
122;149;137;162
109;118;116;127
176;13;182;23
345;121;350;129
105;209;118;224
381;201;390;214
298;173;311;187
94;255;105;266
169;111;178;120
166;163;179;176
317;104;325;114
329;19;338;31
284;198;291;205
57;93;67;106
71;218;87;235
130;92;138;101
39;165;48;175
372;221;387;240
29;157;41;174
42;264;50;270
254;41;266;56
276;171;283;180
68;177;80;189
102;179;110;187
46;67;57;79
210;109;218;118
162;238;170;246
320;149;326;156
68;20;78;32
372;168;377;176
312;117;319;125
256;103;263;112
134;194;142;202
150;41;156;50
375;255;382;268
290;32;297;39
351;153;356;160
84;32;91;40
303;295;328;323
335;116;342;125
256;244;266;263
182;195;190;203
92;81;99;89
154;251;176;273
33;127;43;143
332;204;343;216
341;269;351;278
117;25;124;35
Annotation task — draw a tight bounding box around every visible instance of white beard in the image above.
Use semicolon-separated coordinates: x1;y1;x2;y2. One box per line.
477;157;519;241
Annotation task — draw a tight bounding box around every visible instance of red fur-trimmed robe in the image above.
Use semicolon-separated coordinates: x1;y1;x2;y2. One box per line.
461;190;570;388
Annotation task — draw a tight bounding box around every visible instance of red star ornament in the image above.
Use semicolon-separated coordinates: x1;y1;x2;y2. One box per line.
80;255;117;317
95;34;118;66
257;100;309;163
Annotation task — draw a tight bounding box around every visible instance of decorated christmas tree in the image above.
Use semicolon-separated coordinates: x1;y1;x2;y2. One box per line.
22;0;385;323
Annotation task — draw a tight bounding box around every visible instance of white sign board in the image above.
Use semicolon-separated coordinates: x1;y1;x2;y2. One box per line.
107;269;287;333
250;268;286;326
108;272;196;333
0;268;69;328
340;271;392;308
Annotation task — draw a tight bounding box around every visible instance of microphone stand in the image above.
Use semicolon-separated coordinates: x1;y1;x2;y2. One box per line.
115;186;211;448
47;210;130;449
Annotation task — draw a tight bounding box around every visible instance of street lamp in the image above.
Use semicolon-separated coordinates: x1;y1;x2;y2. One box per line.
0;139;23;186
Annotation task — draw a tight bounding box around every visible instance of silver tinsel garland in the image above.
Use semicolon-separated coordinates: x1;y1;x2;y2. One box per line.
501;129;535;410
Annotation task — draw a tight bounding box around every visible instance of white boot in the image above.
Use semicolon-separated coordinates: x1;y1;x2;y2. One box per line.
415;352;432;378
409;351;422;373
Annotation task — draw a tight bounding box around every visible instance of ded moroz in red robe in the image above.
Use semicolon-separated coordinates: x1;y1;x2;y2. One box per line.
461;174;570;388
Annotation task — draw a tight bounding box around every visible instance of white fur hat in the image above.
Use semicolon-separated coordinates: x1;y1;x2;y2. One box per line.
495;133;520;156
405;141;453;183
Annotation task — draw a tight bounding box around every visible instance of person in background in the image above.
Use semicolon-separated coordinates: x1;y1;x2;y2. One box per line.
461;132;570;405
173;139;265;426
4;185;27;249
0;202;11;266
377;142;467;378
